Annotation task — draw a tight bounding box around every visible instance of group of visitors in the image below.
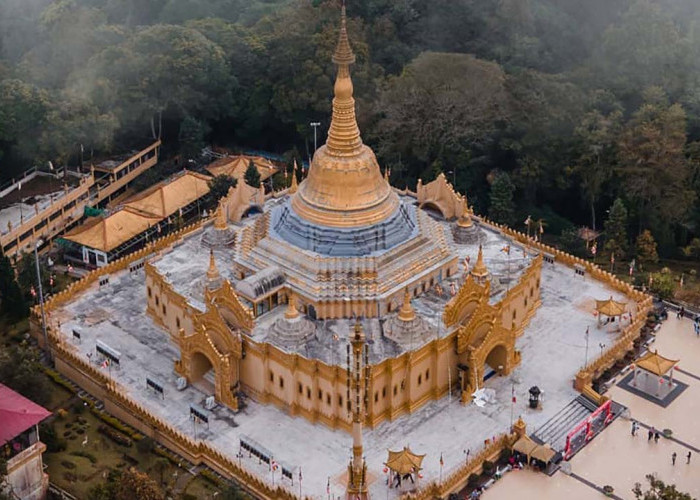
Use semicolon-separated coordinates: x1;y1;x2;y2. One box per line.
632;421;692;466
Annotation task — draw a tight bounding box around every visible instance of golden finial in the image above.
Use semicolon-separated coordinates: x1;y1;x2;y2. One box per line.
398;288;416;322
284;292;300;320
214;199;227;230
471;244;489;281
289;160;299;194
332;2;355;66
207;249;220;282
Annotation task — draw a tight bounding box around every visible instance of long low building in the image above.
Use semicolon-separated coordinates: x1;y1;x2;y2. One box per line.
61;170;211;267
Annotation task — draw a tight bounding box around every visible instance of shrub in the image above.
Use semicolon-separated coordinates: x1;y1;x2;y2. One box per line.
467;473;480;487
98;425;132;447
482;459;495;476
499;448;512;462
70;450;98;464
76;428;85;435
61;460;77;470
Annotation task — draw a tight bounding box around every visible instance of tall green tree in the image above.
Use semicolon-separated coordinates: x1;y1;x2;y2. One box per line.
488;171;515;225
0;342;50;406
636;229;659;264
0;255;28;320
604;198;629;258
617;87;695;232
208;174;237;201
244;160;261;188
570;109;622;230
178;114;209;162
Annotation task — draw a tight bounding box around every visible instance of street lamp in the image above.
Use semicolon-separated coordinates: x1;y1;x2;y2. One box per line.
447;170;456;187
310;122;321;154
34;240;51;362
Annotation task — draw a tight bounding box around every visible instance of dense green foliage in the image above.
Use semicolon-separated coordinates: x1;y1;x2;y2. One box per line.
633;474;693;499
243;159;261;187
0;255;28;320
2;0;700;256
0;342;51;406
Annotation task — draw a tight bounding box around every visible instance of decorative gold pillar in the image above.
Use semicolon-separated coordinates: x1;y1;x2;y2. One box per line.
346;321;370;499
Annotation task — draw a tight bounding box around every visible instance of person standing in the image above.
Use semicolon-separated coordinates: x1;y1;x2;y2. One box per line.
687;451;692;464
654;431;660;443
648;428;653;441
672;452;677;465
631;421;636;436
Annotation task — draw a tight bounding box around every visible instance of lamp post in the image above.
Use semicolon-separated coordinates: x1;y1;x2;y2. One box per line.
447;170;456;188
584;326;589;368
34;240;51;362
310;122;321;154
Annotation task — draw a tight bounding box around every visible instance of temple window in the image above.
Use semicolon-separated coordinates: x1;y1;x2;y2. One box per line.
279;377;284;389
418;374;422;386
393;385;397;397
269;371;274;382
326;394;331;405
307;387;311;399
401;381;405;391
524;297;528;307
176;317;180;328
162;304;166;316
298;382;303;394
530;287;534;297
147;287;152;298
374;392;378;403
347;400;351;411
338;395;343;407
155;296;159;306
382;387;386;399
426;369;430;381
512;310;517;321
318;389;322;400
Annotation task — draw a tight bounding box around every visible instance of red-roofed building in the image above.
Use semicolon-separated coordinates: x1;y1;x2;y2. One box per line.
0;383;51;500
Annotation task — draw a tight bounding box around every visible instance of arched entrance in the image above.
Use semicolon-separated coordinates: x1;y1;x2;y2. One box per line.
307;304;317;320
419;202;446;220
242;205;263;219
191;351;215;394
484;344;508;376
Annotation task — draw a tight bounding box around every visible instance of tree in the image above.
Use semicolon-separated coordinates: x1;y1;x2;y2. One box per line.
151;457;169;488
604;198;629;258
115;467;164;500
633;473;693;499
488;171;515;225
0;255;28;320
244;160;261;188
178;115;209;162
617;87;695;232
0;342;51;406
208;175;237;202
636;230;659;264
16;251;50;300
570;109;622;230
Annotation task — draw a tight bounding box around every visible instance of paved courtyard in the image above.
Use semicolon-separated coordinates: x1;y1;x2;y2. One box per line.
484;314;700;500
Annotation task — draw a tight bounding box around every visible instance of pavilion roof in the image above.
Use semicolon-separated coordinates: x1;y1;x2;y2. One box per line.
124;170;211;218
512;434;538;457
530;443;557;463
206;155;277;181
635;350;679;377
63;206;162;253
385;447;425;475
0;383;51;443
577;227;600;242
595;297;627;317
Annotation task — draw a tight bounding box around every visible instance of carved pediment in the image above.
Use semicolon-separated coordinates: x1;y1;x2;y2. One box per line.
206;279;254;333
443;274;489;328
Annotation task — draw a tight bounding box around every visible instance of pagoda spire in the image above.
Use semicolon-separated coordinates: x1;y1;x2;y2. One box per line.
284;292;300;320
326;3;363;157
471;244;489;284
289;160;299;194
214;199;227;230
206;249;221;287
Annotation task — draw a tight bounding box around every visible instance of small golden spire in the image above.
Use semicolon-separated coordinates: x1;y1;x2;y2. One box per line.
333;2;355;66
214;199;227;230
471;244;489;281
397;288;416;322
457;196;473;228
207;249;220;282
285;292;300;320
289;160;299;194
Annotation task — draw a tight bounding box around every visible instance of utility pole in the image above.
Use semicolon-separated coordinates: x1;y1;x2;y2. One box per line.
310;122;321;154
584;326;589;368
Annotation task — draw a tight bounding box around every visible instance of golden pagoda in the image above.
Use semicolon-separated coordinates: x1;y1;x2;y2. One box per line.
397;288;416;322
290;4;398;228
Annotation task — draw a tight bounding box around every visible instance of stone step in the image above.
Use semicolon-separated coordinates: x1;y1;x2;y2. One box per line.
533;397;596;452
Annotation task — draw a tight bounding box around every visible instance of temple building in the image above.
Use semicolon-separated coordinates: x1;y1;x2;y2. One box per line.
139;7;542;428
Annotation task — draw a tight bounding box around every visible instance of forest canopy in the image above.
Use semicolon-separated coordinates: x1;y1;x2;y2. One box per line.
1;0;700;256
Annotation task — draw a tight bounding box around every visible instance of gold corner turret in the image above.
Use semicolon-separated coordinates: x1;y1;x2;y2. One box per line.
471;244;489;284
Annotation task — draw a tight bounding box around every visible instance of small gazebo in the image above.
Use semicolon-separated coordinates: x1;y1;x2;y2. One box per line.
385;447;425;489
595;296;627;326
511;434;538;463
631;350;679;400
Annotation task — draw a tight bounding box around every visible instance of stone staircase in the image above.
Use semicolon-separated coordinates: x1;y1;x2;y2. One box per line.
532;395;598;452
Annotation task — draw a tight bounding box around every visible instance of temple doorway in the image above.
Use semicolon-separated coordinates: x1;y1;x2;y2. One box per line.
484;344;508;381
191;351;216;395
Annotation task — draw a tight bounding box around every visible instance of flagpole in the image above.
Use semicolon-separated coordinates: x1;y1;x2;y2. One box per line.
510;381;515;431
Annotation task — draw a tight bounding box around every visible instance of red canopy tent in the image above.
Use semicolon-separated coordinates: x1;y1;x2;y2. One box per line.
0;383;51;443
